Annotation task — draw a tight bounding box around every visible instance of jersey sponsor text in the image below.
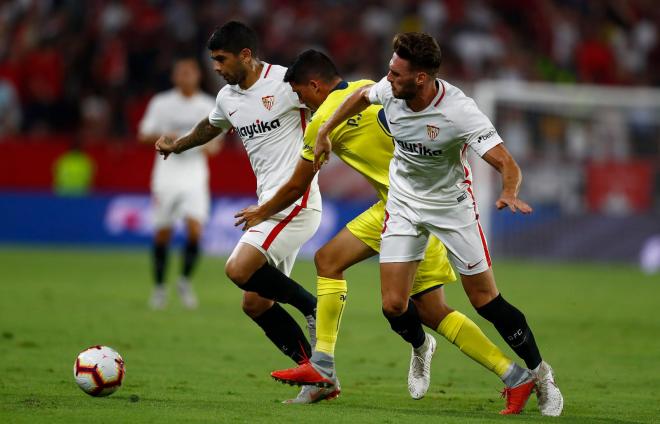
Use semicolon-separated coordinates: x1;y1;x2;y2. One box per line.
237;118;281;139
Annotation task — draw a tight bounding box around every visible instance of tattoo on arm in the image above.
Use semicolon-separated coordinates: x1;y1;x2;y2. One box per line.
175;118;223;153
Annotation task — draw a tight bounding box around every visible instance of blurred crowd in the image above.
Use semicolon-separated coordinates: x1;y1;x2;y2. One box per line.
0;0;658;139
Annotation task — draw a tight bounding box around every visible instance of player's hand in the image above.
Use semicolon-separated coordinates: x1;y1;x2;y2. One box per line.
155;135;177;160
313;131;332;172
495;192;533;214
234;205;267;231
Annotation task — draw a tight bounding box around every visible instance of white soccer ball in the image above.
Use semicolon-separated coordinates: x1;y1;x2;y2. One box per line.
73;345;125;396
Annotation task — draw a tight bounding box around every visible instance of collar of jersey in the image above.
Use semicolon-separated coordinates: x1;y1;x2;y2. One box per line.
330;80;349;93
403;79;446;112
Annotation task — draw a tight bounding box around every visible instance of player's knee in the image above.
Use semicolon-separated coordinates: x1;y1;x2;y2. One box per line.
241;296;267;318
187;230;201;244
462;271;498;308
382;296;408;317
154;228;172;245
186;221;203;242
314;247;339;276
225;258;251;285
466;288;498;309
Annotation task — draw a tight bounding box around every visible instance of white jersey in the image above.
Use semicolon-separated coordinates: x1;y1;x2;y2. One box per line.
368;77;503;210
139;89;216;190
208;63;321;211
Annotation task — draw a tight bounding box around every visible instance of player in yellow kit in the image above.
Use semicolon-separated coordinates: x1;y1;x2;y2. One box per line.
235;50;534;410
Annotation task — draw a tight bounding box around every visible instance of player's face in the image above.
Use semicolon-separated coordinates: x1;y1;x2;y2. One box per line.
210;49;247;85
387;53;418;100
172;60;201;92
289;81;322;111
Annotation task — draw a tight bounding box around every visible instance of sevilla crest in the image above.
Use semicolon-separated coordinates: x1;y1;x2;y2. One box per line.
262;96;275;111
427;124;439;140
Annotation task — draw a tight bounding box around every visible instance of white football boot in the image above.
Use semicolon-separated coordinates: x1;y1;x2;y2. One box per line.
282;379;341;404
408;333;437;399
149;285;167;310
534;361;564;416
177;279;198;309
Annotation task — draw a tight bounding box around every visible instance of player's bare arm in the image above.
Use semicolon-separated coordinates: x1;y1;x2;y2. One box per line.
314;84;373;171
481;144;532;214
155;117;222;159
234;158;316;231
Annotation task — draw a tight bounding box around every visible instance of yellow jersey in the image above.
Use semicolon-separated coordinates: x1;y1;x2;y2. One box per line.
301;80;393;202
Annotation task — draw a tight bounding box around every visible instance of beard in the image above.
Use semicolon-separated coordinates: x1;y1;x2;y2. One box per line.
391;79;416;100
219;67;246;86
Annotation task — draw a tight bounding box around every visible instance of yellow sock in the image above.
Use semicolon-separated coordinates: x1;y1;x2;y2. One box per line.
315;277;348;355
437;311;512;377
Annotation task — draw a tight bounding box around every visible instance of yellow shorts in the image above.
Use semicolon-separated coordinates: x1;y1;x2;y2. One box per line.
346;200;456;295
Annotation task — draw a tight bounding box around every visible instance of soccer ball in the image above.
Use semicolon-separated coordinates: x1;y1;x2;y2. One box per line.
73;345;125;396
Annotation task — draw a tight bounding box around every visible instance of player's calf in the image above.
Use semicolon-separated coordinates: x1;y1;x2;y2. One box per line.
383;298;426;348
251;302;312;365
241;263;317;318
476;294;543;370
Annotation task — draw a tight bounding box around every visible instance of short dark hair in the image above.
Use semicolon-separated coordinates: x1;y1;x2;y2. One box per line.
392;32;442;74
207;21;258;56
283;50;340;84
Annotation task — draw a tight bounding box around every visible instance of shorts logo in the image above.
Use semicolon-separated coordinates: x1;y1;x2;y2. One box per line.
427;124;439;140
467;259;483;270
262;95;275;111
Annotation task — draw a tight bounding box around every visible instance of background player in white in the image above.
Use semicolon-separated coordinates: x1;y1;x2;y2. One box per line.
138;57;220;310
313;32;564;416
155;21;336;404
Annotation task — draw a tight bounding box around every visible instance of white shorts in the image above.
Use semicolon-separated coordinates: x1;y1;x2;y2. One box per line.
380;195;491;275
152;185;210;229
237;204;321;277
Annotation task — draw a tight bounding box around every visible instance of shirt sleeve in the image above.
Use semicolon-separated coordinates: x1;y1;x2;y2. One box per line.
138;97;161;135
367;77;389;105
457;99;503;157
208;91;232;129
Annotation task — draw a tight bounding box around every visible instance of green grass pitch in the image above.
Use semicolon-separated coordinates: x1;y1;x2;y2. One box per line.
1;247;659;423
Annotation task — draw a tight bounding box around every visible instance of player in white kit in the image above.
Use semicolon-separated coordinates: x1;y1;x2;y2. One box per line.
155;22;336;404
138;57;219;310
313;33;563;416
